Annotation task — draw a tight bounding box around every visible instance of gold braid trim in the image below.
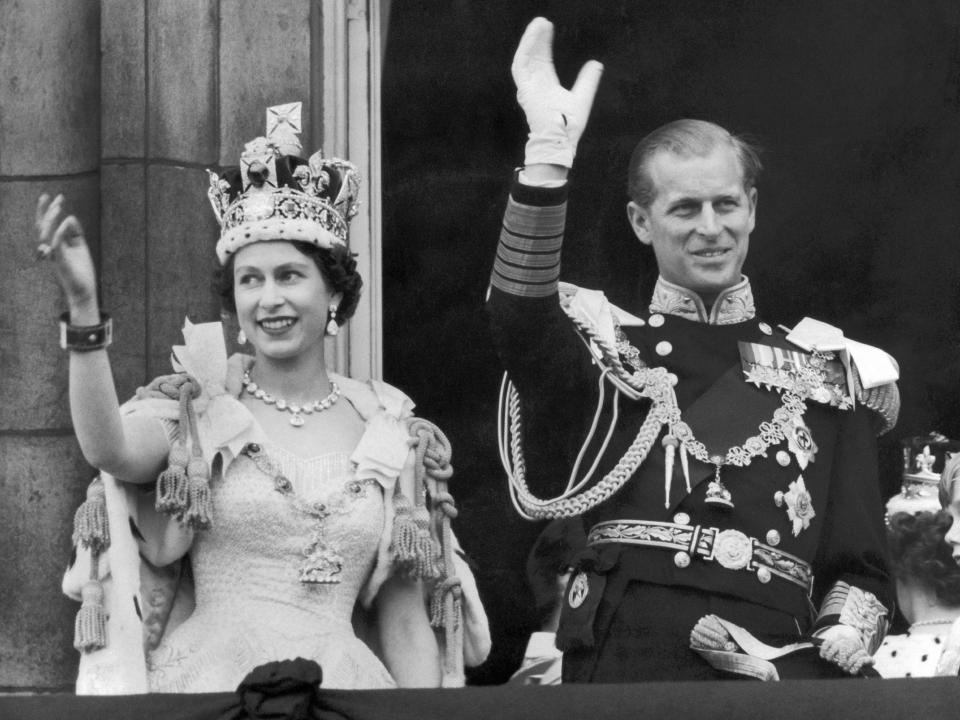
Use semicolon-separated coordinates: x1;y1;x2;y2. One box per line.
815;581;889;654
852;365;900;436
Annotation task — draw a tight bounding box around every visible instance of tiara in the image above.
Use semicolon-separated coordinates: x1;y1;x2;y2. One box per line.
207;102;360;265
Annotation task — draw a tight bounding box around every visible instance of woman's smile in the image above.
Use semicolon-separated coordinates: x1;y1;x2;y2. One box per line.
258;316;297;334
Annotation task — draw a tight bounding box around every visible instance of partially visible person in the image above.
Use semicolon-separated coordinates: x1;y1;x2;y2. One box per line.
935;447;960;674
873;511;960;677
509;519;585;685
939;450;960;562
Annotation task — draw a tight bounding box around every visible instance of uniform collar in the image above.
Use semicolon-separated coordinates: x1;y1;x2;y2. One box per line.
649;275;756;325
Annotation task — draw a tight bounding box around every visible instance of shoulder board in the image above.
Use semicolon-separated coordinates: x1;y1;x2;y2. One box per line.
785;317;900;434
557;283;647;399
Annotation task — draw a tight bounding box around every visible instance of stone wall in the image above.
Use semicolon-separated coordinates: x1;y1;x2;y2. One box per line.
0;0;336;692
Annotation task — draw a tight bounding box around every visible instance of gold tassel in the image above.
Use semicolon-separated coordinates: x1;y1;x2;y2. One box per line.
72;479;110;554
74;577;107;652
183;456;213;530
155;442;189;515
429;577;462;628
155;378;214;529
413;505;442;580
390;493;419;572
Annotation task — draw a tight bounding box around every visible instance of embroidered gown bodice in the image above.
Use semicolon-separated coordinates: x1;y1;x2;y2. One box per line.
146;441;395;692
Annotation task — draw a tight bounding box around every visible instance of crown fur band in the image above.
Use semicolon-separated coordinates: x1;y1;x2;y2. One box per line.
215;186;349;263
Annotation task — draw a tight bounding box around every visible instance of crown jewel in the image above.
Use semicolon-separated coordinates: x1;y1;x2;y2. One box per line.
208;102;360;264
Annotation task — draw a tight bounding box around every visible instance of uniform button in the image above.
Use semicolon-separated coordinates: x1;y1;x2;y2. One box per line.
766;530;781;546
656;341;673;356
774;491;784;507
673;512;690;525
776;450;791;467
759;322;773;336
757;567;772;584
674;551;691;568
649;314;665;328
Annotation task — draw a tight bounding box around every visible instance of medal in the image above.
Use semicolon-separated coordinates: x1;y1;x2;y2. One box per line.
704;461;734;509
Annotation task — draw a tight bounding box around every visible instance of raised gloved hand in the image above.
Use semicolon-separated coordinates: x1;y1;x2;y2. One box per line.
512;17;604;169
817;624;874;675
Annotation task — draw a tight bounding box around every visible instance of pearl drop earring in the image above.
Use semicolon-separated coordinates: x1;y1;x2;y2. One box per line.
326;306;339;336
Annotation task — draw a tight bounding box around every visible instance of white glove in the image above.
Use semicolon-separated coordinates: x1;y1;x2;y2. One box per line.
512;17;604;168
690;614;738;652
817;624;874;675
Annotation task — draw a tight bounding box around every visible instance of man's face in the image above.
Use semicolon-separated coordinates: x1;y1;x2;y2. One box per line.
627;145;757;302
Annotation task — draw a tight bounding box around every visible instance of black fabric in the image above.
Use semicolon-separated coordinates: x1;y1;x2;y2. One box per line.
217;658;335;720
562;582;845;682
510;176;570;207
5;680;960;720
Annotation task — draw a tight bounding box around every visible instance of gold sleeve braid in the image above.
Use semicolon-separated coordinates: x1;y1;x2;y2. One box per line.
814;581;889;654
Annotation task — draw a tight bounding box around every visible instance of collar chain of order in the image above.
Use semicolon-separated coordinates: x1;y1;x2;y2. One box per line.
502;306;830;518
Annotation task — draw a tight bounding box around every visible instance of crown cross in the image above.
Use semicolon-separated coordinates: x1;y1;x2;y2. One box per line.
915;445;937;475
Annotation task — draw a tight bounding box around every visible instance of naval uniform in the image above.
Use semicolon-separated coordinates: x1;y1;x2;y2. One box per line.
487;178;899;682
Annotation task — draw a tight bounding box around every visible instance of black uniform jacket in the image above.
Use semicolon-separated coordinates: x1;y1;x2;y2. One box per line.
487;178;894;645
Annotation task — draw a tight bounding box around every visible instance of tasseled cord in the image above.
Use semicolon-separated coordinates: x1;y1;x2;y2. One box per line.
390;419;452;580
390;492;421;574
72;478;110;652
407;418;465;685
154;377;212;530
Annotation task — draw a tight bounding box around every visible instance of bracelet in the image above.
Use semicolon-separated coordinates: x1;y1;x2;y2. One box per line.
59;312;113;352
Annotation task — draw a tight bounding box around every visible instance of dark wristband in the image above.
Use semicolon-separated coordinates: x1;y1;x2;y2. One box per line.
59;312;113;352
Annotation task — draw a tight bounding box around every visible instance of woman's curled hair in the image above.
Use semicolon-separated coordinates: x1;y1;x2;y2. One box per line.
887;510;960;606
213;240;363;324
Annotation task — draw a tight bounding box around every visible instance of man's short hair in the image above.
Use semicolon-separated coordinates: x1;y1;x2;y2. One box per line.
627;119;763;208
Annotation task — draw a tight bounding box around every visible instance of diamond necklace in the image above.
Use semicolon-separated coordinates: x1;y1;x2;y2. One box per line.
910;619;957;628
241;370;341;427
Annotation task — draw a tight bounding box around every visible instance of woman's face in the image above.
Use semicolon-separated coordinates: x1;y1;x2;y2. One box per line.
945;500;960;563
232;241;341;362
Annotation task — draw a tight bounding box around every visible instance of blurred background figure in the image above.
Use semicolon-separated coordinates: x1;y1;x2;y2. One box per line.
885;433;960;520
508;519;585;685
873;511;960;677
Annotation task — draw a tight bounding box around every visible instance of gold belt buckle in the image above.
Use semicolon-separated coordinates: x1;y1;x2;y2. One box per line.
712;529;752;570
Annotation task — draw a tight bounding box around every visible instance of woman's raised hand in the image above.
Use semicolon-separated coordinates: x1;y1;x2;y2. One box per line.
35;193;99;315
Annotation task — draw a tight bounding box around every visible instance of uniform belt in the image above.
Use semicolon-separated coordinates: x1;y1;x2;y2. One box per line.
587;519;813;593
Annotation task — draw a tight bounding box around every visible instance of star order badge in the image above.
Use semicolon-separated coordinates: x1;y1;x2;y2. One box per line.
779;475;816;536
568;571;589;609
787;416;818;470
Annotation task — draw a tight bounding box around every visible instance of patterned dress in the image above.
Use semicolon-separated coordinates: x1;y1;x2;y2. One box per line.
147;440;396;692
